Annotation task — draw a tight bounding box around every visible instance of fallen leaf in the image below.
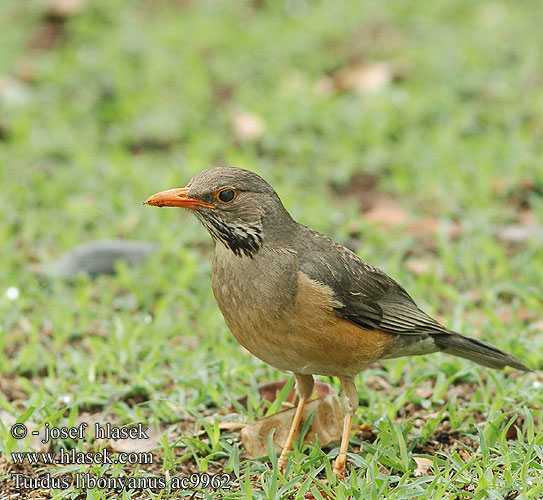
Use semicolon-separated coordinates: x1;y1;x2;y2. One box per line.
331;170;463;240
413;456;433;476
235;379;335;410
232;111;265;142
496;224;543;243
13;57;36;84
405;257;433;276
364;197;409;227
415;387;434;399
241;394;343;459
353;423;376;442
495;307;539;325
50;0;86;17
0;76;31;106
317;61;397;96
108;425;162;453
406;217;463;239
30;19;65;50
74;411;102;425
329;170;381;212
516;209;537;226
304;485;333;500
218;421;246;432
366;375;393;392
314;76;336;96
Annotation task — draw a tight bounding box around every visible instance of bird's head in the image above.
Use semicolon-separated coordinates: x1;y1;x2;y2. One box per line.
145;167;294;257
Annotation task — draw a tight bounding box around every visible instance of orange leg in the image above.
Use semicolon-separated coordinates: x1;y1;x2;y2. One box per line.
332;376;358;479
277;373;314;474
332;413;353;478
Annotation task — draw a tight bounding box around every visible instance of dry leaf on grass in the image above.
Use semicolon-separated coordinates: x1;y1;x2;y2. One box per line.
49;0;87;17
353;423;376;442
217;421;246;432
413;456;434;476
329;171;381;212
241;393;343;459
407;217;463;239
331;170;463;241
0;76;31;106
495;307;539;325
29;0;87;51
316;61;399;96
107;425;162;454
404;257;434;276
495;224;543;244
232;111;265;142
303;485;334;500
235;379;335;410
363;197;410;227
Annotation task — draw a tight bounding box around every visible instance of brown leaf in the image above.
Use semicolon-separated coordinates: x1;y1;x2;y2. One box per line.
495;307;539;325
241;394;343;459
406;217;463;239
108;425;162;453
304;485;333;500
49;0;86;17
364;197;409;227
413;456;433;476
218;421;246;432
232;111;265;142
13;57;36;84
74;412;102;429
353;423;376;442
317;61;397;96
235;379;335;410
415;387;434;399
405;257;433;276
496;224;543;244
516;209;537;226
329;170;381;212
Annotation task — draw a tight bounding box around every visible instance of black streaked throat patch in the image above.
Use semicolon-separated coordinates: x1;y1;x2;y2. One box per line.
195;211;263;257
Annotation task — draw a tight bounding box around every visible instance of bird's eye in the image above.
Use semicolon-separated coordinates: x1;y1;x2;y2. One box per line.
217;188;236;203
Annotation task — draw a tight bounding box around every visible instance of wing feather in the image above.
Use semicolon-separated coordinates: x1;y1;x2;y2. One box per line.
295;226;450;336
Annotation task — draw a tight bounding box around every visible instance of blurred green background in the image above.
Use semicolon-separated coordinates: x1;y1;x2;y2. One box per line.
1;0;542;498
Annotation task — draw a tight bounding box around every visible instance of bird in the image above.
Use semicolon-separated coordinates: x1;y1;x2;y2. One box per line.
144;166;530;478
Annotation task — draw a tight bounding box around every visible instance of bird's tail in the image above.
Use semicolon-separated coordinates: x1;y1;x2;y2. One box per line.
433;332;531;371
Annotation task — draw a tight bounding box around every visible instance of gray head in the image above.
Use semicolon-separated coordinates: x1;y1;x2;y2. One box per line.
145;167;294;256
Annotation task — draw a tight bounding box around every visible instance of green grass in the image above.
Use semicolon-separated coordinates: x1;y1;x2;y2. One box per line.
1;0;542;498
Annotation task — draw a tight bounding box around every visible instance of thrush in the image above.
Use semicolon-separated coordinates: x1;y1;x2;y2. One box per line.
145;166;530;478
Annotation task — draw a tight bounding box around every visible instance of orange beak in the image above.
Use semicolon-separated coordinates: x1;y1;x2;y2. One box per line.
144;187;216;210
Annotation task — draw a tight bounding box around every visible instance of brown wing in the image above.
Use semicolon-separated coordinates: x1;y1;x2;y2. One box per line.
295;226;450;335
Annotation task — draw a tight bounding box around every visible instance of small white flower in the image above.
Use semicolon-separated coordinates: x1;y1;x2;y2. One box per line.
6;286;20;300
144;315;152;324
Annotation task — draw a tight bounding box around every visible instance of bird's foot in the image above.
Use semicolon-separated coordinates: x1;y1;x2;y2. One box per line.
278;452;288;475
332;454;347;480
